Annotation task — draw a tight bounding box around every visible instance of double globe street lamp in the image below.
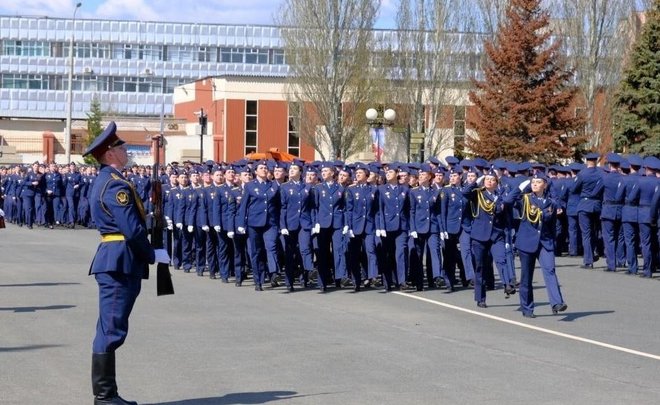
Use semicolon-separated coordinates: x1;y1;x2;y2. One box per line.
365;107;396;162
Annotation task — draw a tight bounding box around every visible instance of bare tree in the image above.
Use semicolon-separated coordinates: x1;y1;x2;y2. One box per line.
552;0;637;151
473;0;511;35
276;0;380;160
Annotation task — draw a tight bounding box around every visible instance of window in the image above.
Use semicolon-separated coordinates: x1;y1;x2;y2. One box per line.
454;105;466;138
288;102;301;156
271;49;285;65
167;45;194;62
164;77;187;94
245;48;268;64
138;44;163;61
112;76;138;92
1;74;49;89
138;76;163;93
65;42;111;59
64;75;110;91
3;40;50;56
245;100;258;155
220;47;244;63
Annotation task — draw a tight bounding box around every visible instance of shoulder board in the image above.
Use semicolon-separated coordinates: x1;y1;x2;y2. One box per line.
348;184;357;188
232;186;241;190
443;185;451;188
412;186;419;190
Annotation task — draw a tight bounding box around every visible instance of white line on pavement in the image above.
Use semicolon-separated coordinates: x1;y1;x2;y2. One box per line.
393;291;660;361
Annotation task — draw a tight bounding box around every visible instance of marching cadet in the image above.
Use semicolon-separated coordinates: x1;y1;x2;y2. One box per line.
301;165;320;287
64;162;81;228
236;160;281;291
566;163;583;256
279;159;312;291
574;152;604;269
232;166;251;287
214;166;237;283
409;163;450;291
462;169;516;308
22;162;42;229
377;163;410;290
188;168;209;276
440;168;471;288
505;173;568;318
174;171;195;273
12;166;25;226
622;156;642;275
83;121;170;405
634;157;659;277
204;167;221;280
344;163;379;291
313;162;347;291
163;171;179;268
601;153;626;272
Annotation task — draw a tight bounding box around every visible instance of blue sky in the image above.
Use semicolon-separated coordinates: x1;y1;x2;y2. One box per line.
0;0;397;28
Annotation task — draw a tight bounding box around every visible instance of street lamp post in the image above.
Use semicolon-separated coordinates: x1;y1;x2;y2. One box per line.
64;2;82;164
198;108;207;163
365;107;395;162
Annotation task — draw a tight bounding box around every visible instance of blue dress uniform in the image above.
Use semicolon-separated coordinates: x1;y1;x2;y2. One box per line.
314;176;347;290
22;166;42;228
12;170;25;225
132;173;151;205
505;176;567;318
409;180;449;291
622;168;641;274
83;122;167;405
633;160;659;277
344;175;379;290
230;183;249;285
574;154;604;268
236;175;281;290
280;176;315;290
204;183;220;279
177;185;196;272
566;163;583;256
188;183;209;276
212;181;237;282
440;177;471;287
600;154;626;271
64;165;81;227
462;176;515;307
377;176;410;289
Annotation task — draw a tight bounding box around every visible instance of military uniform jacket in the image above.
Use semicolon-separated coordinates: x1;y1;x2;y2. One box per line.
345;183;378;235
505;188;559;253
133;175;151;202
409;186;443;234
187;185;208;227
65;171;81;197
622;172;641;223
88;165;155;275
214;183;237;232
633;175;659;224
462;182;507;243
600;171;625;221
574;167;603;213
440;184;468;235
237;179;280;228
280;180;314;231
315;181;345;230
45;172;63;196
377;183;410;232
174;186;194;226
22;171;42;197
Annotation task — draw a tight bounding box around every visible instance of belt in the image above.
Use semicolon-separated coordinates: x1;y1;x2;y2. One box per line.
101;233;125;242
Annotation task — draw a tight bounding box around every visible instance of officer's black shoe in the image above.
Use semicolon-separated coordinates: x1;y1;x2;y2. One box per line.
235;281;242;287
353;285;361;292
580;264;593;269
335;280;342;289
209;274;217;279
270;276;279;288
221;278;229;283
504;284;516;296
477;301;487;308
319;285;327;293
522;313;536;319
255;284;263;291
287;286;295;293
552;303;568;314
92;352;137;405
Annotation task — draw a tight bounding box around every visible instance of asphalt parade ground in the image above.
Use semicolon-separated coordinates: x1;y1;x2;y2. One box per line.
1;225;660;404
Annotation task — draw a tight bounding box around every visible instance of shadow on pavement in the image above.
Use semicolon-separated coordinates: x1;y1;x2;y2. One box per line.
535;310;615;321
144;390;337;405
0;344;65;352
0;304;76;312
0;282;81;287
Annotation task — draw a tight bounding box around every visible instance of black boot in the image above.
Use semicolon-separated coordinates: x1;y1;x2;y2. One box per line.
92;352;137;405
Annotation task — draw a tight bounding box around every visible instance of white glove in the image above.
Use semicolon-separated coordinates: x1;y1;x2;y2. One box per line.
442;232;449;240
518;179;531;191
237;227;246;234
348;230;355;238
176;223;183;230
154;249;170;264
281;229;289;236
379;230;387;238
477;175;485;186
214;225;221;232
227;231;235;239
342;225;349;235
439;232;446;241
187;225;194;233
167;223;173;230
505;243;511;249
0;208;4;217
312;224;321;235
165;216;171;222
201;225;210;232
410;231;418;239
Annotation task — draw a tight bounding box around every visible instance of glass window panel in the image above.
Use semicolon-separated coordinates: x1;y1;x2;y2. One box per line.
245;132;257;146
246;100;257;115
245;116;257;131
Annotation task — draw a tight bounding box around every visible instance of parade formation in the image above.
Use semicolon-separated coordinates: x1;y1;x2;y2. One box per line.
2;132;659;317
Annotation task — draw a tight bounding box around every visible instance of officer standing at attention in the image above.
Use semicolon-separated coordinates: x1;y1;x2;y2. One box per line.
574;152;604;268
84;122;169;405
600;153;625;272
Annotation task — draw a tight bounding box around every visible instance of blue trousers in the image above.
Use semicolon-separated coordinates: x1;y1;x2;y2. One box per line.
206;228;219;276
639;223;654;276
215;230;232;280
459;230;475;281
22;195;35;227
232;234;248;282
567;215;581;256
471;237;507;304
316;227;345;286
518;247;564;315
381;229;409;287
66;195;77;224
247;225;280;286
410;233;447;289
622;222;639;274
601;218;621;271
93;271;141;353
578;211;599;265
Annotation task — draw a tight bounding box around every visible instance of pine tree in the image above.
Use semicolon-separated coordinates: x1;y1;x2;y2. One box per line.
467;0;586;163
612;0;659;156
84;96;103;165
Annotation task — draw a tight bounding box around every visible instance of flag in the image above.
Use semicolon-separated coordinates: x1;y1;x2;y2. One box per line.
370;127;385;162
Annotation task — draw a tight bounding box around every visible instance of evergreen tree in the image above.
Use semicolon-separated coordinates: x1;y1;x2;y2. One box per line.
84;96;103;165
467;0;586;163
612;0;659;156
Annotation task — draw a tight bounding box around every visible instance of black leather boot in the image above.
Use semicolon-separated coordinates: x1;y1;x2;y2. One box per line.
92;352;137;405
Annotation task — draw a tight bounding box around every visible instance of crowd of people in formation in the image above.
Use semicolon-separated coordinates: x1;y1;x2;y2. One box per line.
2;152;660;316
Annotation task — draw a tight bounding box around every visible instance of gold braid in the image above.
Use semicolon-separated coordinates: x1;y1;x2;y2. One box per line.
472;188;495;217
523;193;542;224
